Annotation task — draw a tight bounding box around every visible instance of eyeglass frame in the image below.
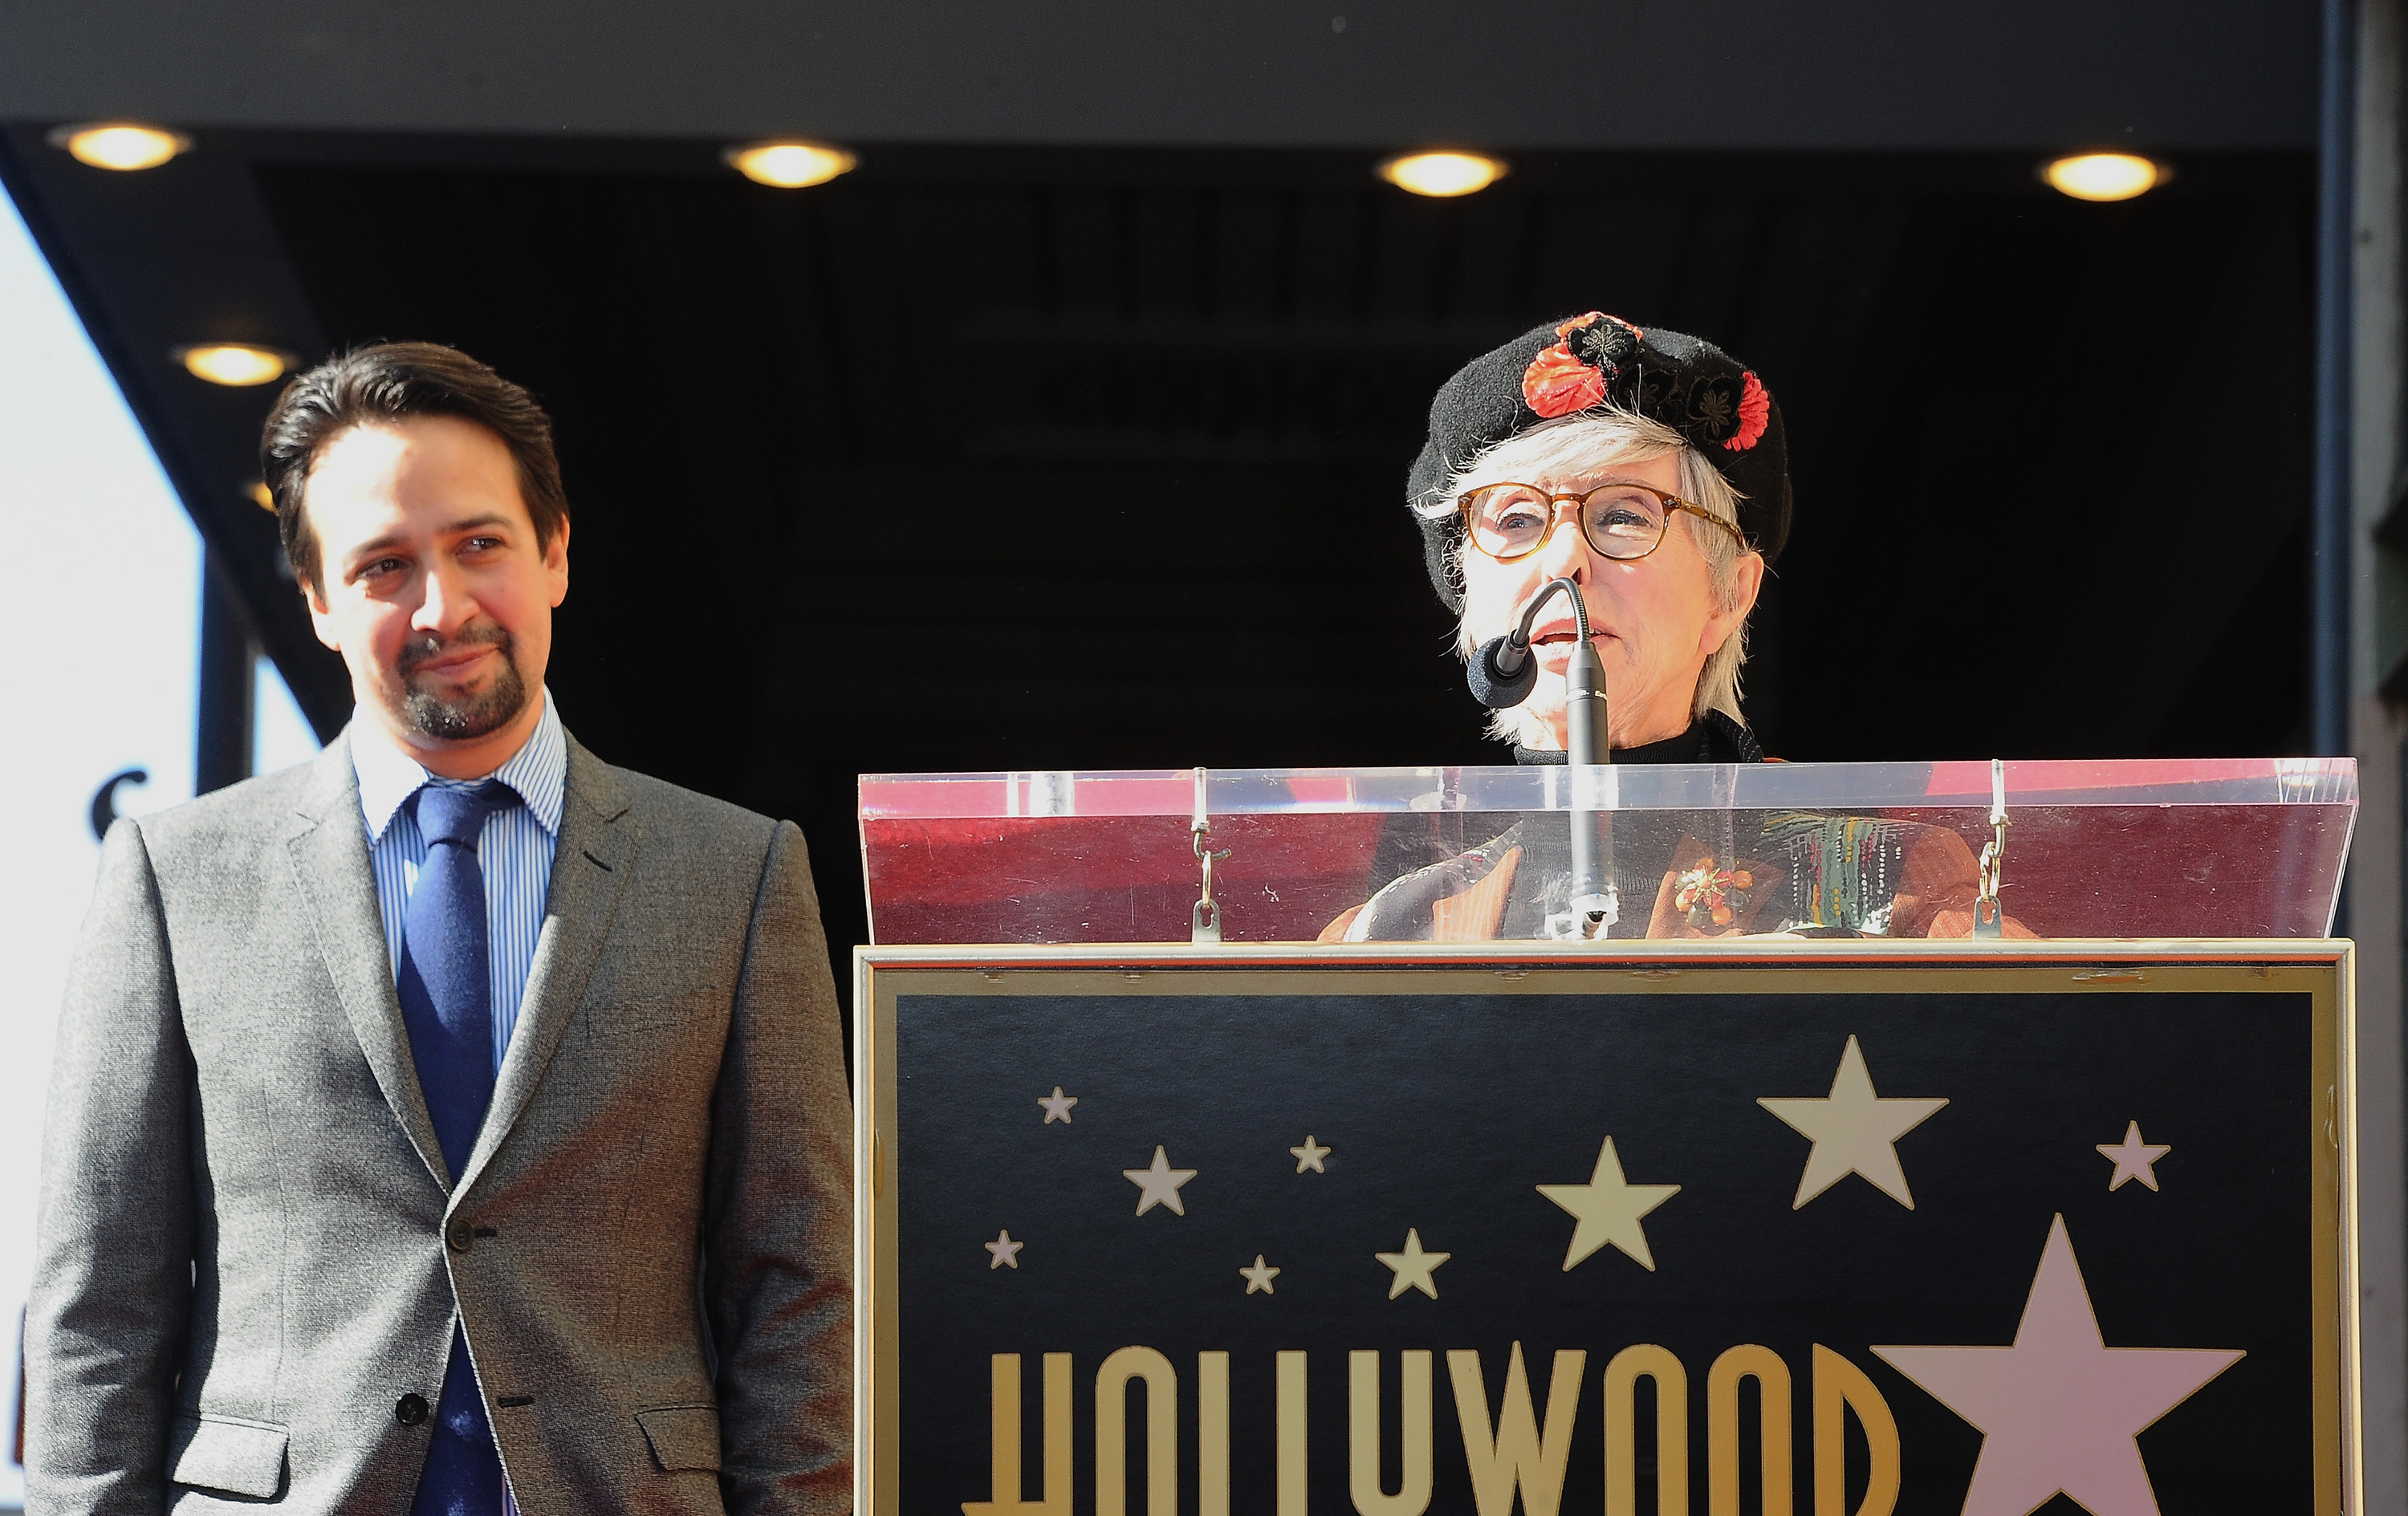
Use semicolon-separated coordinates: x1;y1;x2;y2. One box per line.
1454;480;1748;563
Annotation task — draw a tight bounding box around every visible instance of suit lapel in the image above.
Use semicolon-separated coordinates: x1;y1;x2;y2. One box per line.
284;733;454;1190
457;738;637;1194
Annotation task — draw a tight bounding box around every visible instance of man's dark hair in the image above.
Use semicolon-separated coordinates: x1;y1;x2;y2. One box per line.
262;342;568;593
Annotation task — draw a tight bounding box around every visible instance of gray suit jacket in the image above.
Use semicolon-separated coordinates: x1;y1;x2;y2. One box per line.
26;730;852;1514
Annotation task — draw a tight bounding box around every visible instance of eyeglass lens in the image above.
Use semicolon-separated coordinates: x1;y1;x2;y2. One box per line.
1467;485;1668;560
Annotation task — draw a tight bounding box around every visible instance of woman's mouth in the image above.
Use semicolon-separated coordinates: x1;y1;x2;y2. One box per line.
1528;627;1613;669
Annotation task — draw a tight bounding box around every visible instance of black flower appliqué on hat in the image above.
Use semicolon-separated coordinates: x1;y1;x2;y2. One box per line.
1568;315;1639;375
1687;374;1743;443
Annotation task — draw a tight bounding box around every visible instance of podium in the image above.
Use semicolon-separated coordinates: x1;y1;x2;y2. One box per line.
855;759;2360;1516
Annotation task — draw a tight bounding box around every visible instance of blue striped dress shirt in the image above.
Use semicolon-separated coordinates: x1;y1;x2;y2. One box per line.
354;693;564;1514
354;690;567;1087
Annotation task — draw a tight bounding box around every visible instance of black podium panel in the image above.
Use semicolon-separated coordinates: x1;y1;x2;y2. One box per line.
856;945;2352;1516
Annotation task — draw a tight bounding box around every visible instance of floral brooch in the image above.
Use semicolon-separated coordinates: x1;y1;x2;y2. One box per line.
1674;863;1755;929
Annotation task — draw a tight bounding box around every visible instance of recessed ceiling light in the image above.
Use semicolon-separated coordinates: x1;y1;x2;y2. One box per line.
246;480;275;512
1379;150;1508;198
48;122;190;172
2043;152;2162;202
726;140;858;189
174;343;292;387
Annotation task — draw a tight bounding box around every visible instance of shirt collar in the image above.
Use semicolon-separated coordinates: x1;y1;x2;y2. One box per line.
354;689;567;843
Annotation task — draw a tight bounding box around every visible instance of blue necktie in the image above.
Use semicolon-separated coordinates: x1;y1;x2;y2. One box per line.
398;781;518;1516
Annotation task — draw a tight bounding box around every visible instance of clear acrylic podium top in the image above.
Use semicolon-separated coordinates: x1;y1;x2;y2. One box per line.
859;758;2357;944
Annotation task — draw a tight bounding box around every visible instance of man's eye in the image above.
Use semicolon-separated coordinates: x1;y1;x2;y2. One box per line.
360;558;405;578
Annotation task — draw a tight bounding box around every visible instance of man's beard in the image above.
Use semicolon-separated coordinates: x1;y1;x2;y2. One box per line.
391;626;529;742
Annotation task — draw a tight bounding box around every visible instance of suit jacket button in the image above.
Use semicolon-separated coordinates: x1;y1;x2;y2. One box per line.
397;1393;429;1426
445;1218;474;1252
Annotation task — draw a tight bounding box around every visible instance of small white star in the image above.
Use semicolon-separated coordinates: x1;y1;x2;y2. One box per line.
1536;1136;1682;1272
1038;1087;1078;1124
1240;1255;1281;1294
1124;1145;1198;1216
1291;1136;1332;1173
1376;1228;1450;1299
1759;1035;1949;1209
984;1229;1023;1269
2097;1122;2172;1192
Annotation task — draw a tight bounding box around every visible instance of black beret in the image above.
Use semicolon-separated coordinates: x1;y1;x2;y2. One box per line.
1405;313;1792;610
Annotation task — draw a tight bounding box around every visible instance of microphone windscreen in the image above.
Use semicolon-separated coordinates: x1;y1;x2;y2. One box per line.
1466;636;1540;709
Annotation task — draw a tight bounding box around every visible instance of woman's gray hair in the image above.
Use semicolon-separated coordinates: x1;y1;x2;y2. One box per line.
1415;408;1757;736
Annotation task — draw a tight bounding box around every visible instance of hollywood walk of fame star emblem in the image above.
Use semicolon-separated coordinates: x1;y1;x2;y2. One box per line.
2097;1121;2172;1192
1291;1136;1331;1173
1759;1034;1949;1209
1124;1145;1198;1215
1536;1136;1681;1272
1038;1086;1078;1124
1377;1228;1450;1299
984;1229;1023;1269
1240;1254;1281;1294
1873;1215;2242;1516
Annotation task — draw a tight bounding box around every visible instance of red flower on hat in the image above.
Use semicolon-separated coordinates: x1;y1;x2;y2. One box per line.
1525;311;1648;417
1724;371;1770;451
1523;343;1605;417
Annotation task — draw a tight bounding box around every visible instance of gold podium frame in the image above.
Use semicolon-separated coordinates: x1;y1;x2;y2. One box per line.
853;938;2358;1516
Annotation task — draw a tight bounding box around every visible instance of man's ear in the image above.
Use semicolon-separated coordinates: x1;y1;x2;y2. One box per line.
545;517;571;608
303;571;342;652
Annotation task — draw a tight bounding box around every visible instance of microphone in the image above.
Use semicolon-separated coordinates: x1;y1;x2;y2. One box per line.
1466;580;1607;761
1466;633;1539;708
1465;578;1617;933
1466;578;1574;711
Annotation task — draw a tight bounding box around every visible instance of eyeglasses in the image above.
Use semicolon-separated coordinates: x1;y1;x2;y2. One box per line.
1457;482;1746;563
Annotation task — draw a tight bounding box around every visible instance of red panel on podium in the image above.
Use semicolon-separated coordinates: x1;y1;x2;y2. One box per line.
861;759;2357;943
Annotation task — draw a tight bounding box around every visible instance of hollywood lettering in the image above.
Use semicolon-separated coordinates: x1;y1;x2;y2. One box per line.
959;1341;1898;1516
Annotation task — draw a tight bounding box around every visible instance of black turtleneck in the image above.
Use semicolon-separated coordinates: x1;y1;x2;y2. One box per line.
1510;709;1765;766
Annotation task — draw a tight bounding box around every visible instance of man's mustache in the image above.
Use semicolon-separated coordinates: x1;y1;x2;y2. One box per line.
395;624;511;677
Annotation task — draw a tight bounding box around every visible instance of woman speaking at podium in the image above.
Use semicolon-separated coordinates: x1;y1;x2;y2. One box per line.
1326;313;2009;941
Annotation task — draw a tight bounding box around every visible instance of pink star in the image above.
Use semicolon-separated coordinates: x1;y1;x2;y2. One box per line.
2097;1122;2172;1192
1873;1216;2242;1516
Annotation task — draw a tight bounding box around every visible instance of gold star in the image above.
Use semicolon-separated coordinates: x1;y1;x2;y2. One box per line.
984;1229;1023;1269
1536;1136;1682;1272
1759;1035;1948;1209
2097;1122;2172;1192
1376;1228;1450;1299
1124;1145;1197;1216
1240;1254;1281;1294
1291;1135;1331;1173
1038;1086;1078;1124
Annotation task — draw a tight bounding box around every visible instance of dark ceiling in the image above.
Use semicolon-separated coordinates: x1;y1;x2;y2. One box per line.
0;1;2317;152
0;132;2319;970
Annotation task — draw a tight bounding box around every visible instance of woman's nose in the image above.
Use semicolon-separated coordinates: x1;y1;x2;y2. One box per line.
1536;510;1592;583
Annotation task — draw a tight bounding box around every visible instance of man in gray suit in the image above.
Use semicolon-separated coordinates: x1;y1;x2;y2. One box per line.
28;343;851;1514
